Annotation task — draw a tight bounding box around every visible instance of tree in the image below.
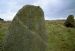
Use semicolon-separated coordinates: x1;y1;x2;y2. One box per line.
64;15;75;27
0;18;4;21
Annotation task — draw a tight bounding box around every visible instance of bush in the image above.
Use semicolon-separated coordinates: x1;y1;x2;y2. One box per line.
0;18;4;21
64;15;75;27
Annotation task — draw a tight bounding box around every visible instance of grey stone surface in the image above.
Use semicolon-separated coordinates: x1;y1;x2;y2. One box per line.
3;5;48;51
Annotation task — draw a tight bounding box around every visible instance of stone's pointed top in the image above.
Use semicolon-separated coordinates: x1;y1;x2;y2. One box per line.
23;5;40;8
19;5;41;11
15;5;44;23
19;5;43;13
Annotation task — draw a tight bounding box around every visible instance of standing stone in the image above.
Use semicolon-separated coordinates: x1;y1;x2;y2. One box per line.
3;5;48;51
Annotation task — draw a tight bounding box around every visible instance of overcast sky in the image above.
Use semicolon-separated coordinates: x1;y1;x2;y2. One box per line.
0;0;75;21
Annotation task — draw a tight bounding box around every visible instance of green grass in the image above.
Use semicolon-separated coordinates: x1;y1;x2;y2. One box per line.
0;20;75;51
46;20;75;51
0;21;10;50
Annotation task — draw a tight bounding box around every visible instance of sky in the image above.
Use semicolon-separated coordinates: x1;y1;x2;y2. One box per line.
0;0;75;21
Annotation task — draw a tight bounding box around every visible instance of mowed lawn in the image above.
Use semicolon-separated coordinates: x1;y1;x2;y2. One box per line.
0;20;75;51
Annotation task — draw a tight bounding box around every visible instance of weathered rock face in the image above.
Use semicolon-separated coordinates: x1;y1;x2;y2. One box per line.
3;5;48;51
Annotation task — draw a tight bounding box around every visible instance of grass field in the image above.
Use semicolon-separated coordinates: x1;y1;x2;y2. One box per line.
46;20;75;51
0;20;75;51
0;21;10;50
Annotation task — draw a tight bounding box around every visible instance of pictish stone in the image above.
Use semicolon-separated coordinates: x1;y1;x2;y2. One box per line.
3;5;48;51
